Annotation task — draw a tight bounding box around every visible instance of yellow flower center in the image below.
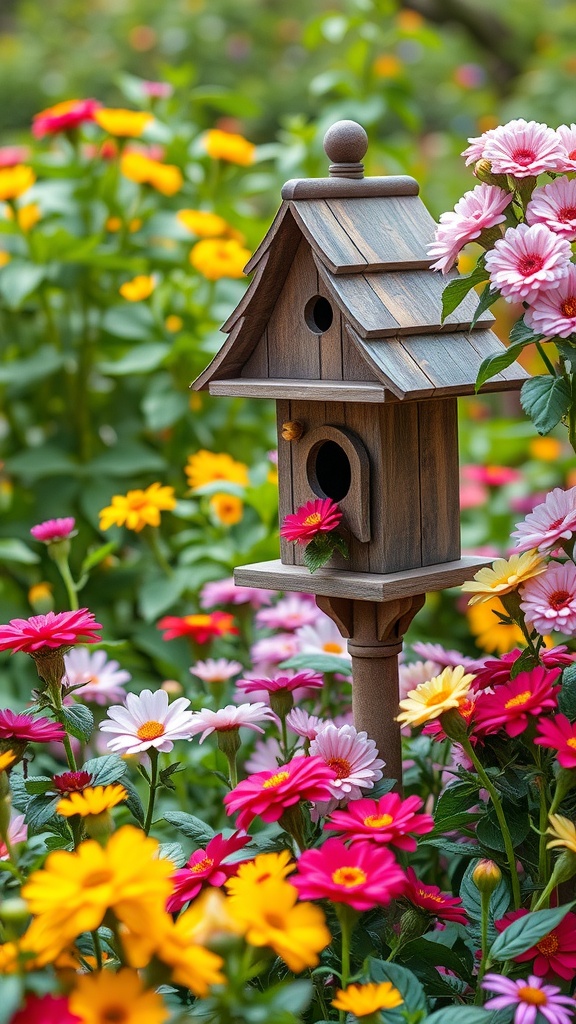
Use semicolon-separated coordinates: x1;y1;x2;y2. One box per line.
303;512;322;526
364;813;394;828
567;738;576;750
561;296;576;318
419;889;444;903
262;771;290;789
323;642;344;653
332;866;367;888
326;757;352;779
84;868;114;888
185;614;211;627
263;911;286;929
504;690;532;709
136;720;165;740
517;987;547;1007
536;931;559;956
190;857;214;874
101;1008;128;1024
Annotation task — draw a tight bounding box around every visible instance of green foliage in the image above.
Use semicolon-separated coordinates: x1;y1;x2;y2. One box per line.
520;375;572;435
489;903;575;961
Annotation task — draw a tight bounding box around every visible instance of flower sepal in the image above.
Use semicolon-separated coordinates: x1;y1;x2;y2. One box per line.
303;532;349;574
439;707;470;743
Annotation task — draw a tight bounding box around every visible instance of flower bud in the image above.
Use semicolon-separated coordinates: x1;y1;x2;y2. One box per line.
0;898;29;925
439;707;469;743
472;858;502;895
473;160;508;189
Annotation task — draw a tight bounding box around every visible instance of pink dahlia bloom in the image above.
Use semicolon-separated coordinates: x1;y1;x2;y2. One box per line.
200;577;272;609
403;867;468;924
525;264;576;338
32;98;101;138
63;647;130;705
189;702;276;743
0;812;27;859
190;658;243;684
461;128;497;166
256;594;320;631
100;688;196;754
556;124;576;172
483;118;566;177
526;176;576;240
0;609;102;653
286;708;325;740
482;972;576;1024
0;709;65;744
166;830;251;912
485;223;572;304
428;183;512;274
223;754;336;830
513;487;576;553
535;714;576;769
10;994;80;1024
30;517;75;543
473;666;561;738
495;908;576;981
309;723;385;804
292;837;406;911
520;561;576;635
280;498;342;544
237;670;323;698
324;793;433;850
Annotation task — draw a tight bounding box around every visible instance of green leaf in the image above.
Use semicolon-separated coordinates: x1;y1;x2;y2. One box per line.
368;959;427;1022
399;937;472;982
138;568;189;621
5;444;78;480
97;343;170;376
0;977;23;1024
509;316;544;346
459;859;511;942
101;303;156;340
0;344;66;389
422;1009;496;1024
510;646;539;679
163;811;216;845
520;375;572;435
280;653;352;675
158;841;186;867
440;262;489;322
61;703;94;742
476;341;527;392
489;903;575;960
476;803;530;852
470;283;501;329
80;541;118;575
85;442;166;478
303;535;335;573
82;754;127;786
0;260;47;308
24;776;53;795
559;663;576;722
420;837;483;857
192;480;246;498
123;779;145;825
0;539;40;564
25;794;61;831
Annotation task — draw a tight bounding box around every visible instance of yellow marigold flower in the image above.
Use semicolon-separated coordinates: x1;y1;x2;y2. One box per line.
461;550;547;605
69;968;169;1024
467;597;525;654
94;108;154;137
99;482;177;533
332;981;404;1016
190;237;251;281
396;665;475;729
203;128;256;166
0;750;16;772
178;888;246;945
123;906;225;996
0;914;70;972
210;493;244;525
529;437;562;461
129;217;142;232
106;215;122;232
56;784;127;818
119;274;155;301
226;850;296;898
547;814;576;855
373;54;403;78
227;878;331;973
165;314;183;332
0;251;10;268
177;208;229;237
16;203;40;231
121;152;183;196
185;450;249;490
0;165;35;202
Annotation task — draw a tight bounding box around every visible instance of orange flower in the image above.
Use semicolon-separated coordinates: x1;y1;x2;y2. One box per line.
119;274;155;301
210;494;244;525
203;129;255;166
99;483;177;532
121;152;183;196
0;166;35;202
94;108;153;137
190;238;250;281
177;209;230;237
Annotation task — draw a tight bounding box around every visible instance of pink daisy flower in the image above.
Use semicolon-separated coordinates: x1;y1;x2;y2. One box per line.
295;617;352;664
99;688;196;754
244;736;304;773
483;118;566;177
520;561;576;635
0;812;27;860
485;223;572;304
223;754;336;831
403;867;468;924
495;908;576;981
200;577;272;609
309;723;385;804
166;831;251;912
525;264;576;338
535;714;576;769
256;595;320;631
411;641;483;671
461;128;497;166
286;708;325;740
237;670;323;698
189;703;277;743
142;80;173;98
428;183;512;274
399;660;442;701
556;124;576;172
10;994;80;1024
513;487;576;553
482;972;576;1024
30;517;76;543
324;793;433;850
473;666;561;738
0;709;65;744
190;658;243;684
291;837;406;911
526;177;576;240
280;497;342;544
0;145;30;167
250;633;300;669
63;647;131;705
0;609;102;654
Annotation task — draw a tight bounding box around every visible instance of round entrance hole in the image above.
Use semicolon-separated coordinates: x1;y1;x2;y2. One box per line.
304;295;334;334
309;440;351;501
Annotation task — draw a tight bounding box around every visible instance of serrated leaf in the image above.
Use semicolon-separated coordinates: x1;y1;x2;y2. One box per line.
163;811;216;845
520;375;572;435
476;340;526;391
509;316;544;346
158;841;186;867
303;535;335;573
60;703;94;742
82;754;127;786
470;283;501;329
489;903;575;960
440;263;489;322
280;653;352;675
25;794;61;831
559;663;576;721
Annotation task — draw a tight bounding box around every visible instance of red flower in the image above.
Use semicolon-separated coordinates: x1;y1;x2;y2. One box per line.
324;793;434;851
292;838;406;911
0;609;102;654
223;755;336;831
52;770;93;794
157;611;238;644
167;831;251;912
473;647;573;690
473;666;561;738
280;498;342;544
32;98;101;138
495;908;576;980
535;714;576;769
403;867;468;924
10;994;80;1024
0;710;65;744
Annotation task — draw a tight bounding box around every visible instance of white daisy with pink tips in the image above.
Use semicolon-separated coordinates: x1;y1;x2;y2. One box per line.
100;688;196;755
189;703;277;743
512;487;576;553
520;561;576;636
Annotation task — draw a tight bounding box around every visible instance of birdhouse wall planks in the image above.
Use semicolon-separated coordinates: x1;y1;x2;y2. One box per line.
192;120;529;785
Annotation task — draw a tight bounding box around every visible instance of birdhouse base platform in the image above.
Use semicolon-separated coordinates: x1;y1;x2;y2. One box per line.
234;555;491;602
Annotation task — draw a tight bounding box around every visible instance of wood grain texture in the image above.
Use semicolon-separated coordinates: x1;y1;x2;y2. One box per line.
325;196;435;270
281;175;419;200
276;400;295;566
266;239;321;379
244;202;292;275
378;401;422;572
233;555;493;601
208;378;389;402
290;200;368;271
299;423;371;542
318;277;344;380
418;398;461;565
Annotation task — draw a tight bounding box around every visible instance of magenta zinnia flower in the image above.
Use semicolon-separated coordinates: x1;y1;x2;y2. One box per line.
0;609;102;653
32;98;101;138
0;709;65;744
309;723;385;804
237;670;323;698
30;517;75;543
189;703;277;743
526;177;576;240
403;867;468;924
223;755;336;830
525;265;576;339
292;838;406;911
520;561;576;635
535;714;576;769
482;972;576;1024
166;830;251;912
324;793;433;849
428;183;512;274
473;646;573;690
495;908;576;981
483;118;566;177
200;577;272;609
10;994;80;1024
513;487;576;553
52;770;93;794
280;498;342;544
485;223;572;305
473;666;561;738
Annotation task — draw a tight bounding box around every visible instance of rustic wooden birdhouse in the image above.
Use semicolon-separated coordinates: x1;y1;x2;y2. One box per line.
193;120;528;783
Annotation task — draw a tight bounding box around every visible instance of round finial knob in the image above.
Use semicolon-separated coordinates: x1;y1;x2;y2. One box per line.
323;120;368;178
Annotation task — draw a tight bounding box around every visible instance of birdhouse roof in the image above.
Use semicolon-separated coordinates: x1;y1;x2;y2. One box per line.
193;165;528;401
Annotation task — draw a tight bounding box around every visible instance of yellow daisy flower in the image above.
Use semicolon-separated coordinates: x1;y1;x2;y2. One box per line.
56;783;127;818
461;550;547;605
123;905;225;996
0;749;16;772
396;665;475;729
185;450;249;490
225;850;296;898
203;128;256;166
69;968;169;1024
332;981;404;1016
467;597;525;654
14;202;40;231
120;152;183;196
119;274;155;301
210;493;244;525
190;238;251;281
547;814;576;855
0;251;10;268
177;208;230;238
0;914;71;972
0;165;35;202
99;482;177;533
165;314;183;332
94;108;153;137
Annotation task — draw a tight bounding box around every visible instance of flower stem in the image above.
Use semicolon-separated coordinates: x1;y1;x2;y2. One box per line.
144;748;159;835
535;340;557;377
92;928;103;970
335;904;357;1023
474;890;491;1002
53;553;79;611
